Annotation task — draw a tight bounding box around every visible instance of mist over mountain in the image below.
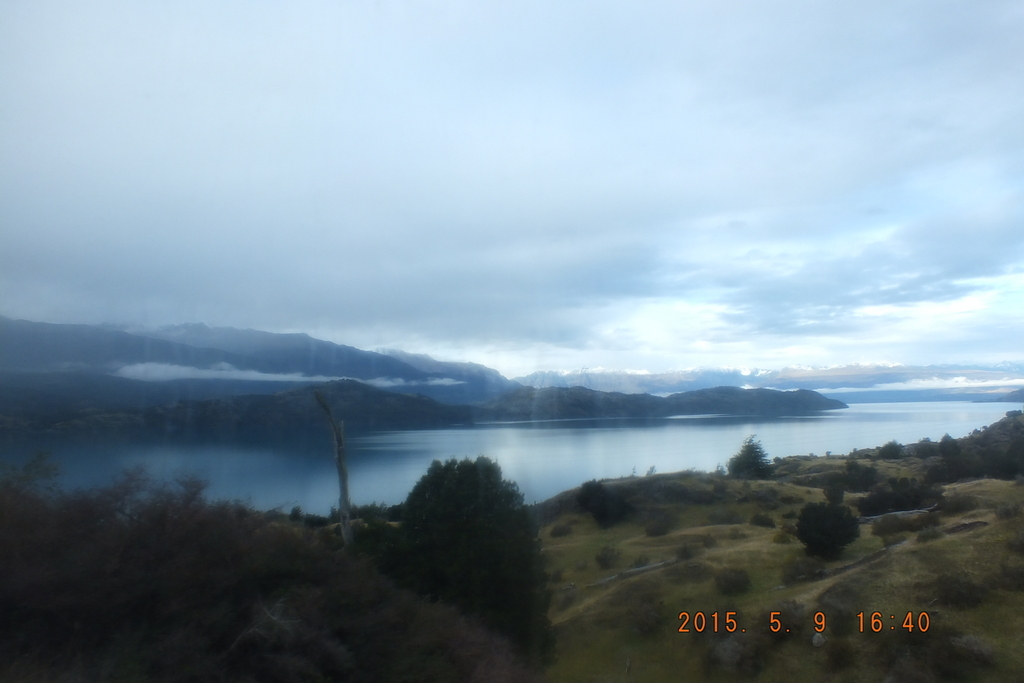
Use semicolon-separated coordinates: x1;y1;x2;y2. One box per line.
0;317;518;406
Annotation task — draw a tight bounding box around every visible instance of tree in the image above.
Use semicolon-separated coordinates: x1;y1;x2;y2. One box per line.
727;436;774;479
391;457;553;662
796;502;860;559
314;390;353;549
878;440;904;459
577;480;633;528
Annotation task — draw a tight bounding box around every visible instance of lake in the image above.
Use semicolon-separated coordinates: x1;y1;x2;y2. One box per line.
6;402;1019;513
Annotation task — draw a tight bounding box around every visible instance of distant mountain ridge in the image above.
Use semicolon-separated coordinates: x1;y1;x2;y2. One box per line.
0;377;845;441
0;317;518;405
515;364;1024;401
475;385;846;422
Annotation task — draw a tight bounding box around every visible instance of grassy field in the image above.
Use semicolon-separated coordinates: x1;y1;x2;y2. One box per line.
539;444;1024;682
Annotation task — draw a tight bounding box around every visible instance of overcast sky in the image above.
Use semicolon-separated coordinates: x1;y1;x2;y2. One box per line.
2;0;1022;377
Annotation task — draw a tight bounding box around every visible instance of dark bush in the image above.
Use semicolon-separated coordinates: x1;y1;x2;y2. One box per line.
934;573;987;609
631;555;651;568
707;508;744;525
781;510;797;519
878;440;904;459
996;502;1022;519
871;512;939;537
916;527;943;543
350;501;395;521
643;508;673;536
780;494;803;505
796;503;860;559
702;534;719;548
781;556;825;584
857;478;942;516
824;484;845;505
0;471;545;683
549;523;572;538
664;561;713;584
940;493;978;514
749;512;776;528
727;436;774;480
714;568;751;595
676;544;699;560
595;546;621;570
577;480;633;528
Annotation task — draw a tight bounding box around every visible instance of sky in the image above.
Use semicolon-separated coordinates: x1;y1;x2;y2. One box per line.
1;0;1023;378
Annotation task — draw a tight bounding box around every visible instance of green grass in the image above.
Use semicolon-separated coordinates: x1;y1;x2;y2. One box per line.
542;463;1024;683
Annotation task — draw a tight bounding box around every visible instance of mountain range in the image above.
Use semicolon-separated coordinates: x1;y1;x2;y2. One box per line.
0;316;856;440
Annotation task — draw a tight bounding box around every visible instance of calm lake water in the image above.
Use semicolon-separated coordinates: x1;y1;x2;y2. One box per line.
7;402;1020;513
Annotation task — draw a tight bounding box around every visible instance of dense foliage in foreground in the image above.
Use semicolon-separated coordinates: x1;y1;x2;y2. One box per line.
0;462;543;683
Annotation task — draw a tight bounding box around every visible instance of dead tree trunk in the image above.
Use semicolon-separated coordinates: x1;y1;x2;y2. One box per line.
314;390;353;549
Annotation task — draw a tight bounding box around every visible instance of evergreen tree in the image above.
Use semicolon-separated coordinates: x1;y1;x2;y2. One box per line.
727;436;774;479
389;457;554;662
796;502;860;559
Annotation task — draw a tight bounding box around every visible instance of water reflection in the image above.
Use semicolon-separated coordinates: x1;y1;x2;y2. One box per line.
4;402;1016;514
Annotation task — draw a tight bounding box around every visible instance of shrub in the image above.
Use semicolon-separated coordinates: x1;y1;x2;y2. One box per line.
996;502;1022;519
549;523;572;538
780;494;803;505
843;460;881;491
643;508;673;537
781;510;797;519
857;479;942;516
934;573;987;608
881;533;906;547
871;513;938;537
916;527;943;543
549;567;565;583
772;531;793;544
715;568;751;595
749;512;776;528
781;556;825;584
707;508;744;525
676;544;699;560
727;436;774;479
595;546;621;570
878;440;904;459
577;480;633;528
664;562;713;584
941;493;978;514
702;534;719;548
796;503;860;559
0;471;545;683
631;555;651;568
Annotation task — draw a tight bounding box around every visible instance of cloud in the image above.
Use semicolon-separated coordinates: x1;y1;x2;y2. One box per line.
2;0;1023;375
113;363;345;383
